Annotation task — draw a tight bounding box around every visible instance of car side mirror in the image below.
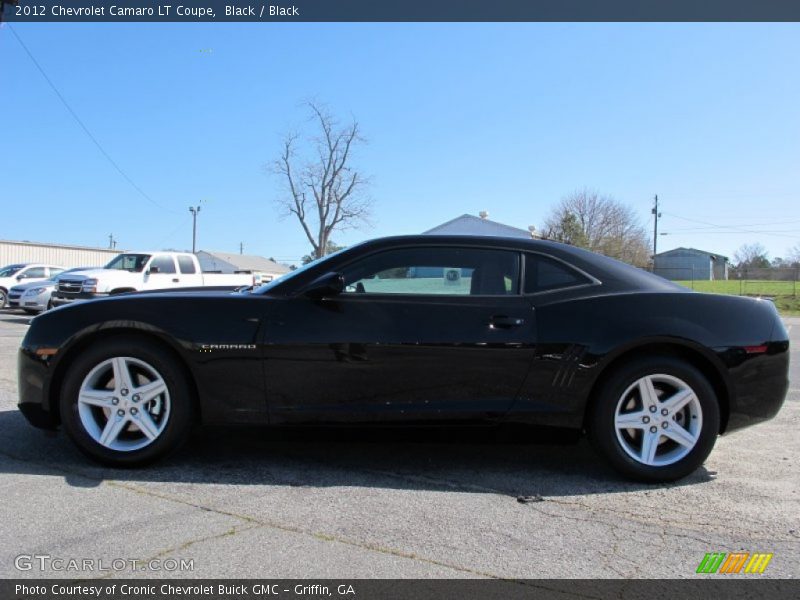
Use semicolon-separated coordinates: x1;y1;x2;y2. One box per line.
303;272;345;298
16;275;24;281
148;266;160;274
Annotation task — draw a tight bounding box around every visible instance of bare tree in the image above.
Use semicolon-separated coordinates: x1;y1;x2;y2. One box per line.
733;243;770;269
272;103;372;260
787;243;800;268
543;189;651;267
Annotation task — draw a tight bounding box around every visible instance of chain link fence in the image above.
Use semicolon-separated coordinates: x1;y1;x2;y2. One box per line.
648;267;799;297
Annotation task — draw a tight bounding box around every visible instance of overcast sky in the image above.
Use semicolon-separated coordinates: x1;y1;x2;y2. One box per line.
2;23;799;264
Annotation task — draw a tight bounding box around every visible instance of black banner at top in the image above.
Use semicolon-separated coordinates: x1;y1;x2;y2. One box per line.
2;0;800;23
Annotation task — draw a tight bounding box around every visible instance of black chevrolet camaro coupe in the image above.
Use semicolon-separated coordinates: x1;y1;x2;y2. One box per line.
18;235;789;481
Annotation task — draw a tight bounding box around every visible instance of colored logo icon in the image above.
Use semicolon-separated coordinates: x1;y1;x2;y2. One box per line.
696;552;773;574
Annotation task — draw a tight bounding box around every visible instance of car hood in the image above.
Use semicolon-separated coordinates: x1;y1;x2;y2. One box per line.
57;268;130;281
10;280;56;292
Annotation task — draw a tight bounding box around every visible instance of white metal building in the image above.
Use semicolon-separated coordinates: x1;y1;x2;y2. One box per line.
196;250;291;282
0;240;122;269
424;213;540;239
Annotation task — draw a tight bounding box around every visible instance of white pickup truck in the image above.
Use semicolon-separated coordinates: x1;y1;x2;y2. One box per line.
51;251;261;307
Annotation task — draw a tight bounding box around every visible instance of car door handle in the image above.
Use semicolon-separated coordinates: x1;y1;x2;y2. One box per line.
489;315;525;329
172;278;180;283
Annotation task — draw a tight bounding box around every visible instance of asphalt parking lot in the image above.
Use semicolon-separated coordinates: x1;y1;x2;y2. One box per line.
0;311;797;579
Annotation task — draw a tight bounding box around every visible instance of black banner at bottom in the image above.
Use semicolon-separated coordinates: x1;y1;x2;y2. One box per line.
2;579;799;600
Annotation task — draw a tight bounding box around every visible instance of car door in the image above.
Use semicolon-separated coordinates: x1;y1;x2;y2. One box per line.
262;245;537;424
142;255;179;290
175;255;204;287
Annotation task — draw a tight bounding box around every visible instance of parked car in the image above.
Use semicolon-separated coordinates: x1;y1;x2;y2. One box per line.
7;268;99;314
51;252;260;307
18;236;789;481
0;264;66;308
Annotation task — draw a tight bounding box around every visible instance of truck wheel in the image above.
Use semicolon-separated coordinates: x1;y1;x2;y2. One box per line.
587;356;720;482
60;336;194;467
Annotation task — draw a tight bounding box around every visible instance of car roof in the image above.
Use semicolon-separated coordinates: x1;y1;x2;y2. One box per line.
9;263;65;268
352;235;682;293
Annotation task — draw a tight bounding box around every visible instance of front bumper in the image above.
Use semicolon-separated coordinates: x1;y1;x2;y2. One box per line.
17;347;58;429
51;291;106;307
7;293;22;308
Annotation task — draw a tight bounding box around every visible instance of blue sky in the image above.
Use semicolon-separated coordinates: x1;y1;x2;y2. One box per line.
2;23;799;265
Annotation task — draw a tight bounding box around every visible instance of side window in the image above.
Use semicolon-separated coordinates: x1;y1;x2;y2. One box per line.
21;267;46;279
177;256;197;274
342;247;519;296
524;254;591;294
49;268;65;277
150;256;177;274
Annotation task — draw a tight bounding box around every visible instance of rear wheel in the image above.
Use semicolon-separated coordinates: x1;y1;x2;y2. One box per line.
588;356;720;482
60;337;194;467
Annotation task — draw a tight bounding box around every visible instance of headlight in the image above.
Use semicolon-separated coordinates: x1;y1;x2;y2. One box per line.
23;287;47;297
82;279;98;293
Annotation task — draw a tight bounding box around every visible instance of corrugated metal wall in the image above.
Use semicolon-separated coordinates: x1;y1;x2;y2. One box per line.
0;241;122;269
654;251;713;281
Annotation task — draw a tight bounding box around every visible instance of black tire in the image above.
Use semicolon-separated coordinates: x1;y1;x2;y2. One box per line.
0;288;7;308
587;356;720;482
23;309;39;315
59;336;194;467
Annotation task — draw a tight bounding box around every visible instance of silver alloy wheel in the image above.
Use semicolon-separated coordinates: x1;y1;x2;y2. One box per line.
77;356;171;452
614;374;703;467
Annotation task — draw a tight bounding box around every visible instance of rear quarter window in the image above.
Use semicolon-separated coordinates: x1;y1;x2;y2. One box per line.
524;254;593;294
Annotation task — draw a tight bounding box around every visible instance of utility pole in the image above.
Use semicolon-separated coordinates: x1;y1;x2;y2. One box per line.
108;234;116;250
189;205;201;253
240;242;244;255
651;195;661;259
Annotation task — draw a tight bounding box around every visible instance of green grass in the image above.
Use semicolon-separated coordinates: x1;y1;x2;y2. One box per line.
674;280;800;316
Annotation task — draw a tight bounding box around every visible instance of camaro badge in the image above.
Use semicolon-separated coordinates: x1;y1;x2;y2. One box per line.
198;344;257;353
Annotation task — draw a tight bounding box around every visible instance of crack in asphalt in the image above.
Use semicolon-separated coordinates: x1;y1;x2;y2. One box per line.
0;448;502;579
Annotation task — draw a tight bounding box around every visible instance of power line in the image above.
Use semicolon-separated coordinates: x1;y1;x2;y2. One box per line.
8;24;178;215
662;212;800;239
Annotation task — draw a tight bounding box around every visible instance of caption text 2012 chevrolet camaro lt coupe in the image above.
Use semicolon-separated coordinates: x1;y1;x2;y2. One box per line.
17;236;789;481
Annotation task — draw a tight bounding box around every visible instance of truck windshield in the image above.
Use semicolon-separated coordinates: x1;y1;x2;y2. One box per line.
105;254;151;272
0;265;25;277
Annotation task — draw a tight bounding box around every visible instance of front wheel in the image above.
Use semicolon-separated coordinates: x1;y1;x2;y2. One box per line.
587;357;720;482
60;337;194;467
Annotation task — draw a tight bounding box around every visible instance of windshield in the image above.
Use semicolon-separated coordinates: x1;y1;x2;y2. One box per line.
255;246;351;293
0;265;25;278
105;254;151;272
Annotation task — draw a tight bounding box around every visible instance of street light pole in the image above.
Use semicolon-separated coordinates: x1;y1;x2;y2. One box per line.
189;205;201;253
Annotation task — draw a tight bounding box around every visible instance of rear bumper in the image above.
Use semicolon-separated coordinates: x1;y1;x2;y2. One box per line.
17;347;58;430
720;340;790;433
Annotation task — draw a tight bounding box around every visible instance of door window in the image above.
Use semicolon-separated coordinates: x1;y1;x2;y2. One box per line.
149;256;177;274
342;247;519;296
177;256;197;274
20;267;46;279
